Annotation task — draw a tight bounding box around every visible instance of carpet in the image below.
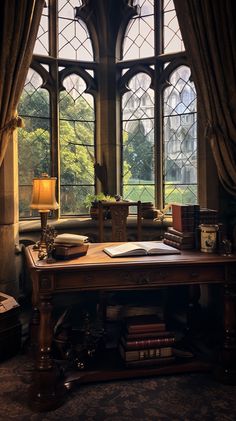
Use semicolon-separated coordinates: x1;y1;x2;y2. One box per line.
0;353;236;420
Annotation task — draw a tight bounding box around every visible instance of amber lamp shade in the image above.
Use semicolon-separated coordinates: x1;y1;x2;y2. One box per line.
30;174;59;249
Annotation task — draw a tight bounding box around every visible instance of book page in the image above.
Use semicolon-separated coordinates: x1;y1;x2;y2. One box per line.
104;241;180;257
132;241;180;254
103;243;145;257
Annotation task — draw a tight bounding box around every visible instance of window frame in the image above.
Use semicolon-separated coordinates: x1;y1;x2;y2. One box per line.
18;0;201;221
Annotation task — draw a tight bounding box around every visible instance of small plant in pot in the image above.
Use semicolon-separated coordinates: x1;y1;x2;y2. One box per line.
84;193;116;220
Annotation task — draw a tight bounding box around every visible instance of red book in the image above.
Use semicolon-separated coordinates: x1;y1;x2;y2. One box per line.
120;334;175;350
124;330;175;340
125;315;166;334
172;204;195;232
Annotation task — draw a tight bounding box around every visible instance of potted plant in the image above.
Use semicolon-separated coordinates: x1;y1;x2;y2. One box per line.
84;193;117;220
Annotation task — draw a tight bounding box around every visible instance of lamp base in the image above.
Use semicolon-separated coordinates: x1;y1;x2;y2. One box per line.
32;211;50;259
32;241;40;250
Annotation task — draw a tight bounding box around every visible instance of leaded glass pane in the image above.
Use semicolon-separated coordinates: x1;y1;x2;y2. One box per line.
18;69;50;218
163;66;197;205
122;73;155;203
163;0;184;53
135;0;154;16
58;0;93;60
34;4;49;55
123;1;154;60
59;73;95;215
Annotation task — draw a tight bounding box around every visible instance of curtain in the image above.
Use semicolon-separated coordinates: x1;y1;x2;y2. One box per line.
174;0;236;196
0;0;44;167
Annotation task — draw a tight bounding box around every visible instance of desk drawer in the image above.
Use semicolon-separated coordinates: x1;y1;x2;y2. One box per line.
54;264;225;291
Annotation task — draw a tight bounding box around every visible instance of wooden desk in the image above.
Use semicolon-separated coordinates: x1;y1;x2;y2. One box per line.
25;244;236;411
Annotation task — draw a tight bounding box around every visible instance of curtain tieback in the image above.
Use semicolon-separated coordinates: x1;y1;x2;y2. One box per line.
0;116;24;135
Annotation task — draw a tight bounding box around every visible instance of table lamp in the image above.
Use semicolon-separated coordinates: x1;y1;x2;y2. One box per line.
30;173;59;250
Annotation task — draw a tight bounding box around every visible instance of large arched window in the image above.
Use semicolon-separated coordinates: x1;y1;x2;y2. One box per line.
120;0;197;207
18;0;96;218
18;0;197;220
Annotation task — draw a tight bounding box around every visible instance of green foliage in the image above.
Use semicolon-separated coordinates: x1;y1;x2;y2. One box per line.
123;121;153;181
164;183;197;205
60;91;94;121
123;184;155;203
84;193;116;209
18;90;50;130
18;128;50;183
59;120;94;185
18;85;96;216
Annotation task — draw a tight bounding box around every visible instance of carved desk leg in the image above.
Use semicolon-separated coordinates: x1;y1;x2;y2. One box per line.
186;284;201;335
29;305;40;356
29;293;67;411
215;284;236;384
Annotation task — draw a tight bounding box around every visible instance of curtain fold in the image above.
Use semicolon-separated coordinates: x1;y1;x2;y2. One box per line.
0;0;44;167
174;0;236;196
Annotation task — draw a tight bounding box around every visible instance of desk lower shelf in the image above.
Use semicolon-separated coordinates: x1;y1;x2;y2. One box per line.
63;349;212;389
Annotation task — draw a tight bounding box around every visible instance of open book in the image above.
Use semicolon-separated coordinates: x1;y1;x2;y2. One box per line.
103;241;181;257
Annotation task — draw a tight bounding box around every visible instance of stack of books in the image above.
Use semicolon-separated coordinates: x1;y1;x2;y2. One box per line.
163;227;196;250
119;315;175;367
163;204;219;250
53;233;89;259
163;204;200;250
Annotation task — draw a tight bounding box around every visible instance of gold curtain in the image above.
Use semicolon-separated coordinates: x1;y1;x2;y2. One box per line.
0;0;44;167
174;0;236;196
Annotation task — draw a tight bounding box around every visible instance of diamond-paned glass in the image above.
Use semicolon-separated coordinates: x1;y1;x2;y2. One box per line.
18;69;50;218
58;0;93;61
122;73;155;203
163;0;184;53
163;66;197;205
34;3;49;55
123;0;154;60
59;73;95;215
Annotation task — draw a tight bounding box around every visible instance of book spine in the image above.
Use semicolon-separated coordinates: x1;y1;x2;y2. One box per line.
199;208;218;224
163;239;194;250
173;220;195;233
164;232;195;245
119;344;173;362
167;227;194;238
125;330;175;340
163;239;181;249
121;335;175;350
126;322;166;334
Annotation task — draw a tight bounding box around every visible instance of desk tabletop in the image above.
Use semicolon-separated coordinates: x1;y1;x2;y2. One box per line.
25;242;236;272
